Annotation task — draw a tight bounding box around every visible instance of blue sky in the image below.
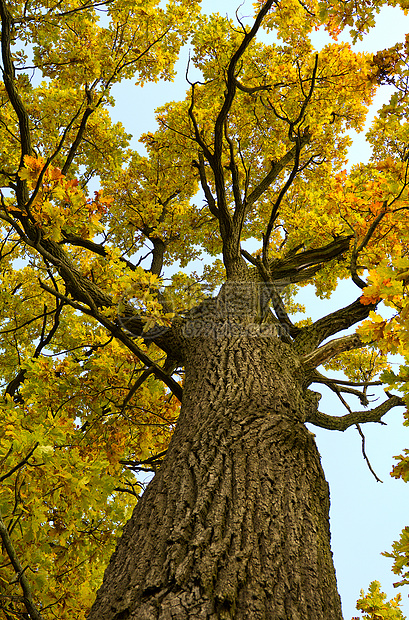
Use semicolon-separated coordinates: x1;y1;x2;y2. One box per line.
108;3;409;618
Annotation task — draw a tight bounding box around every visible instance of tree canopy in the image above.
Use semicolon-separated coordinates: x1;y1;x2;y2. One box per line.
2;0;409;618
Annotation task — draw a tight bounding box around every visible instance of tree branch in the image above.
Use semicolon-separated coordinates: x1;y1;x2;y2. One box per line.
301;334;363;368
61;102;94;176
0;444;39;483
307;394;404;431
350;204;387;289
240;131;311;220
243;235;352;292
15;0;115;23
224;119;242;213
204;0;277;278
268;235;352;283
193;153;219;218
120;449;167;472
120;366;155;413
60;233;137;271
308;369;382;406
233;77;272;94
213;0;276;159
241;249;299;337
37;279;184;401
147;237;166;276
0;507;45;620
294;296;377;355
0;0;31;161
0;0;31;208
262;134;303;266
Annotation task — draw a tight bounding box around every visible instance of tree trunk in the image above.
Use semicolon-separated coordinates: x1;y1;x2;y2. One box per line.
88;321;343;620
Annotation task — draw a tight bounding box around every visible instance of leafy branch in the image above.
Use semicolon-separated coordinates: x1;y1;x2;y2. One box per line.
37;278;183;401
0;443;39;484
0;505;45;620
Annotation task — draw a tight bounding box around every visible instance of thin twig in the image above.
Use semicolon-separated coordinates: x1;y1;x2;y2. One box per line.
356;423;383;483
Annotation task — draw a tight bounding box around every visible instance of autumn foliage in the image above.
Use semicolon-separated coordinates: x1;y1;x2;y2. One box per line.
1;0;409;618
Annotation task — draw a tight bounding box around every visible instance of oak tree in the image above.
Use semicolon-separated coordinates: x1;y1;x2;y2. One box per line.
1;0;409;618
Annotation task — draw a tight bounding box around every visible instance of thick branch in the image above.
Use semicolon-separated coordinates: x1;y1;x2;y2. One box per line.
294;297;376;355
61;104;94;176
268;235;352;283
120;367;155;413
194;153;219;218
301;334;363;369
0;0;31;209
242;133;311;218
241;250;299;337
233;77;272;94
243;235;352;294
8;211;181;393
0;0;32;161
207;0;277;279
4;216;113;309
94;314;184;401
213;0;276;159
60;233;137;271
149;237;166;276
5;368;26;399
242;236;354;340
262;135;303;266
265;283;298;337
307;394;405;431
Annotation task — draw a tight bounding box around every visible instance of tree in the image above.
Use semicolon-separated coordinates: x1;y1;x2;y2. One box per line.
1;0;409;618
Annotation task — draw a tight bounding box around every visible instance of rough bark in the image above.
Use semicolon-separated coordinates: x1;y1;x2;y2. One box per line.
89;303;343;620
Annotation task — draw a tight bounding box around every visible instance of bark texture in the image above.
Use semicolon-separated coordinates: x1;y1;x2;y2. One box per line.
89;302;343;620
